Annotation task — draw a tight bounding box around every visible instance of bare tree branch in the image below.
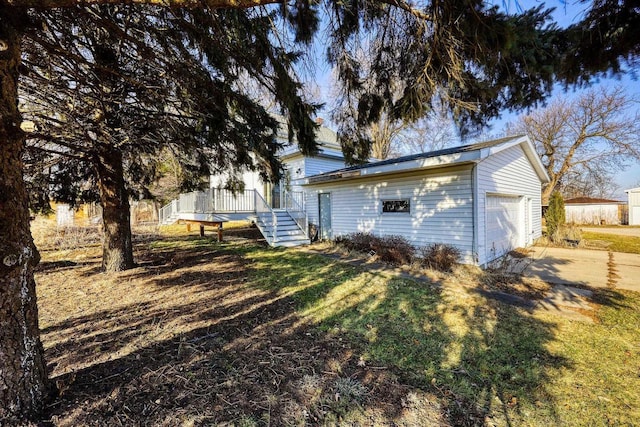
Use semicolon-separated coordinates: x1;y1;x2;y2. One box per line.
508;86;640;202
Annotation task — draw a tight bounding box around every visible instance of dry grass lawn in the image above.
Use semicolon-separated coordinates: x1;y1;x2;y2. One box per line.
30;218;640;426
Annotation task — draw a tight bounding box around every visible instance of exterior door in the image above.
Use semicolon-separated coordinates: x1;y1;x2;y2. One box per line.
525;197;533;244
263;181;282;209
319;193;332;240
272;181;281;209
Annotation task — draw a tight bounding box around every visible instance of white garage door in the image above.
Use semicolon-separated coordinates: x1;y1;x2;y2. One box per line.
486;195;522;261
633;206;640;225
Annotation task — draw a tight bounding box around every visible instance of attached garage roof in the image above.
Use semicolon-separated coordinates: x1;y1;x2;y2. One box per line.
304;135;550;185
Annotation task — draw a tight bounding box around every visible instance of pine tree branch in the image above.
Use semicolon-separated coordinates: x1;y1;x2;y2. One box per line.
4;0;284;9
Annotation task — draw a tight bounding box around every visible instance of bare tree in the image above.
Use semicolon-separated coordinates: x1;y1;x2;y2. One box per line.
344;107;460;160
561;164;620;199
507;86;640;203
369;115;406;159
399;109;459;155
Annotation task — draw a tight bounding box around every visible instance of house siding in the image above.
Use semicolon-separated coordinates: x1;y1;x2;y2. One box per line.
476;145;542;265
305;166;475;263
305;156;347;177
283;157;306;194
628;188;640;225
565;204;621;225
210;169;264;196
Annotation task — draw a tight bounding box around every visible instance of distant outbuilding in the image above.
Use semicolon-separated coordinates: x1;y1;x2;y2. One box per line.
564;197;627;225
626;188;640;225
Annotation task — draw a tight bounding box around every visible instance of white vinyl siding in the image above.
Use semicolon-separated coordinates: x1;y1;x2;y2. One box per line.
627;188;640;225
633;206;640;226
476;145;542;265
306;166;475;263
304;157;347;177
210;169;263;196
565;204;621;225
283;157;306;194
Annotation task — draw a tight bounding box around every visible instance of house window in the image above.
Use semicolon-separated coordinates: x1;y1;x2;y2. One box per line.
382;199;410;213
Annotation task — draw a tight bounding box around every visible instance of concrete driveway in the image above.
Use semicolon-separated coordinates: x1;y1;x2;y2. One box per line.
526;246;640;292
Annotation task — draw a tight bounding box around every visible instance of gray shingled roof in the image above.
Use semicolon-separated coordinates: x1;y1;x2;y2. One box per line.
308;135;526;179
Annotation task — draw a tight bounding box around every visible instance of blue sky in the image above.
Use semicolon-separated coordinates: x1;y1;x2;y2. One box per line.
306;1;640;198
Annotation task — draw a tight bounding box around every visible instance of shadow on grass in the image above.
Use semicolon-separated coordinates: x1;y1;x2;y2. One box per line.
243;248;571;425
38;236;570;426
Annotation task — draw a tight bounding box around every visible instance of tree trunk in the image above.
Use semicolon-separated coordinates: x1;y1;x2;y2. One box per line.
541;181;557;205
95;146;135;272
0;10;50;421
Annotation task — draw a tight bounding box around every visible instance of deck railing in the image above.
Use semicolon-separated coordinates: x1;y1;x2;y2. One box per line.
286;191;305;210
172;189;256;214
160;189;307;244
211;189;255;212
159;199;179;224
284;190;308;239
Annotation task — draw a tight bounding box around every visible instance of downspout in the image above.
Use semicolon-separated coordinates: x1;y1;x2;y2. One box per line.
471;163;479;265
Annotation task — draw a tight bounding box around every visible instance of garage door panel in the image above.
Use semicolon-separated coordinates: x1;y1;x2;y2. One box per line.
486;195;521;261
633;206;640;225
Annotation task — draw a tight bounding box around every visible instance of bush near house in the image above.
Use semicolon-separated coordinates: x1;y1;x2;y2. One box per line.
545;192;566;239
334;233;460;271
335;232;415;265
419;243;461;272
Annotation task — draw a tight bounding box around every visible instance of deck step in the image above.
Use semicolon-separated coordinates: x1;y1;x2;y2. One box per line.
255;211;309;247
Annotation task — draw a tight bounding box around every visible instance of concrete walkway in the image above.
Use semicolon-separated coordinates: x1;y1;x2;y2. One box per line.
527;246;640;292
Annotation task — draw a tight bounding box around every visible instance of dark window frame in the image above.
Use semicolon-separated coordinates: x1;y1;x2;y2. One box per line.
381;199;410;214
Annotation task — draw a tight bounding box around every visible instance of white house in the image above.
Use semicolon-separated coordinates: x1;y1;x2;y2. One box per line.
302;135;549;266
160;132;549;266
564;197;626;225
160;122;350;246
627;187;640;225
208;122;347;208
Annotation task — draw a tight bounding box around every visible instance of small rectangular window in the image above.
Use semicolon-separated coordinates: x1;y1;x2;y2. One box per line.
382;199;410;213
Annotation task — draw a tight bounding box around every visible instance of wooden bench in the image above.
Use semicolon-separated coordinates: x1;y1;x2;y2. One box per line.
182;220;224;241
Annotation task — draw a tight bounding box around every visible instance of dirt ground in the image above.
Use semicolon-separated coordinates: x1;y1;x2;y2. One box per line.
32;225;447;426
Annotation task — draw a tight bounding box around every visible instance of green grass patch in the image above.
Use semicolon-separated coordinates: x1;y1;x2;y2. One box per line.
582;231;640;254
243;246;640;426
541;289;640;425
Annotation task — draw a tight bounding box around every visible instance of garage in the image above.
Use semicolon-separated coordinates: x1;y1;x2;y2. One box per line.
627;187;640;225
304;135;549;266
485;194;522;260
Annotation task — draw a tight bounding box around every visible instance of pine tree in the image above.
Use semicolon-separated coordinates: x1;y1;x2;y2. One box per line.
20;5;318;272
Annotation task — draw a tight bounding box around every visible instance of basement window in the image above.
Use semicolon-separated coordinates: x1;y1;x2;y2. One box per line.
382;199;410;213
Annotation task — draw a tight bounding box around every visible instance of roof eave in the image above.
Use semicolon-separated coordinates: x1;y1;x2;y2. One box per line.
304;151;481;185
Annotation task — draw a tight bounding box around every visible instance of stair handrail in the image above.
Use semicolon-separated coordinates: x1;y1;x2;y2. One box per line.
284;190;308;239
254;190;277;245
159;199;179;224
